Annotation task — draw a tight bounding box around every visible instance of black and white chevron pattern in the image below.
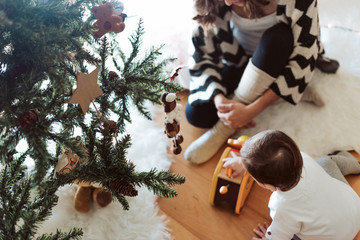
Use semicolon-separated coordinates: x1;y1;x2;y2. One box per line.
189;0;323;106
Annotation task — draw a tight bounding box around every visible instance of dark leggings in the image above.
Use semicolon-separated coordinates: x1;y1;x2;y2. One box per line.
186;22;293;128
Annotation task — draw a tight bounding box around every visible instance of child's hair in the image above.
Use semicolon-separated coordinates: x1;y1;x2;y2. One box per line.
240;130;303;191
193;0;270;28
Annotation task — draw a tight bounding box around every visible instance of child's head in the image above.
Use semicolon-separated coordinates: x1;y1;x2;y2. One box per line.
240;130;303;191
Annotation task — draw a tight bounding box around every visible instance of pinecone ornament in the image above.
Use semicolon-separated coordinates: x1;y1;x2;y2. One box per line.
108;71;119;80
103;120;118;134
109;179;138;197
16;109;38;129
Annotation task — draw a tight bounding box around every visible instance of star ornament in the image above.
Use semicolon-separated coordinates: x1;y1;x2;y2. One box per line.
68;67;103;114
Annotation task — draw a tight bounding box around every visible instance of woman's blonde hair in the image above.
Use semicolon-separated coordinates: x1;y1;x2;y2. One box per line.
193;0;271;28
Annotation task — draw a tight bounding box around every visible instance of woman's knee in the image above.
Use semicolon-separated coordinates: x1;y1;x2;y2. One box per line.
252;22;293;77
262;22;293;51
185;102;218;129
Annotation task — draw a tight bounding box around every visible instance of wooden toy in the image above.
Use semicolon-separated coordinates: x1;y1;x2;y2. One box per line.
209;136;254;214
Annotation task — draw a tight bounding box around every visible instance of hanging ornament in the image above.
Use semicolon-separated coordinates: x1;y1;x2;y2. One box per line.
53;148;81;176
53;137;112;213
53;137;87;177
169;66;184;82
161;92;184;155
68;67;103;114
91;2;125;39
109;179;138;197
108;71;119;80
102;120;118;134
16;109;38;129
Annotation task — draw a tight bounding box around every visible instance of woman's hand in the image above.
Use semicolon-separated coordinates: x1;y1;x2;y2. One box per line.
222;157;244;178
213;89;280;130
213;93;256;130
217;102;256;130
253;222;270;240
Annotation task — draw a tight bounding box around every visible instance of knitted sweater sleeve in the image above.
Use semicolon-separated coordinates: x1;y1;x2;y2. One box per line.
188;25;227;106
270;0;322;104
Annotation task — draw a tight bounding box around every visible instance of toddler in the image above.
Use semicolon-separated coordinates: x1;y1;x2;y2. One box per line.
223;130;360;240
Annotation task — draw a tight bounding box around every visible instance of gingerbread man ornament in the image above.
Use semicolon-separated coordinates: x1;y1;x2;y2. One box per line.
91;2;125;38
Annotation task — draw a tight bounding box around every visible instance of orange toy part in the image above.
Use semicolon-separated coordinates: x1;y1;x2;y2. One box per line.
219;185;228;195
225;167;233;177
227;139;244;149
227;135;249;149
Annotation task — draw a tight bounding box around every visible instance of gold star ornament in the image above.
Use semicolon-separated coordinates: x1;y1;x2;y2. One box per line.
68;67;103;114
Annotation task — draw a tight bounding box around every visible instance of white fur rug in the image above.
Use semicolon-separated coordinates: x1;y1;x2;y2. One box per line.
37;106;173;240
240;0;360;159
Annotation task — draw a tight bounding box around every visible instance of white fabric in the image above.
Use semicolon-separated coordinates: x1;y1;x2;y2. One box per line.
36;104;173;240
230;11;279;55
266;153;360;240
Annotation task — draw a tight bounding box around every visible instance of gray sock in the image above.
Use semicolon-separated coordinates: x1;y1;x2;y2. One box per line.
317;151;360;184
317;156;349;184
184;120;236;165
328;151;360;175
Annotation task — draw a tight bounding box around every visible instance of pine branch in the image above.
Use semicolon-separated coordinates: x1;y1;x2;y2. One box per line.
134;169;185;198
36;228;83;240
1;1;185;238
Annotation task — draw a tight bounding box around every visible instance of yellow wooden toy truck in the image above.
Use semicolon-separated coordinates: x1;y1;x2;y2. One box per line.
209;135;254;214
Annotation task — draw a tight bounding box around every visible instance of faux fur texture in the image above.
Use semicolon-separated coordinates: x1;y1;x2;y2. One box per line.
36;105;173;240
240;0;360;159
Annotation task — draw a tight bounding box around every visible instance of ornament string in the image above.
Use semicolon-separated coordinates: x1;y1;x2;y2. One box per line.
321;24;360;33
67;55;120;145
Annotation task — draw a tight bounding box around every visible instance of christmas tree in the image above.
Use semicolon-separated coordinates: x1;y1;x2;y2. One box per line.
0;0;185;239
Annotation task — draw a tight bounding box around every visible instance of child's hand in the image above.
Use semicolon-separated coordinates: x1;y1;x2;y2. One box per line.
253;222;270;240
222;157;244;178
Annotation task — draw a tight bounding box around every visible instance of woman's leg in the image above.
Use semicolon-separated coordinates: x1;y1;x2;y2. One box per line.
185;101;218;129
234;22;293;103
185;23;294;164
185;66;245;164
317;151;360;184
185;65;245;129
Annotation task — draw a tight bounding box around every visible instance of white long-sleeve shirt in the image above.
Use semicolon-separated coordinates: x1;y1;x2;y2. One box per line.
266;152;360;240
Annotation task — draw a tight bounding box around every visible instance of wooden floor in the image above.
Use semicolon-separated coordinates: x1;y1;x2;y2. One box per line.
156;90;360;240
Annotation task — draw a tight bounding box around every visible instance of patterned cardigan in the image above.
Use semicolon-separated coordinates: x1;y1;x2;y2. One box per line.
189;0;324;106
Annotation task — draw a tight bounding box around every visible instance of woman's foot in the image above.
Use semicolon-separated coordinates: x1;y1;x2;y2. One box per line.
184;120;236;164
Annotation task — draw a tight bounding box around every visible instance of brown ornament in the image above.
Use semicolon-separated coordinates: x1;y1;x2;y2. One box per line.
16;109;38;129
91;2;125;38
108;71;119;80
172;135;184;155
103;120;118;134
161;92;184;155
109;179;138;197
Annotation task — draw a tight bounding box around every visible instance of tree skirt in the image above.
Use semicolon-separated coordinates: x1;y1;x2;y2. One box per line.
37;106;173;240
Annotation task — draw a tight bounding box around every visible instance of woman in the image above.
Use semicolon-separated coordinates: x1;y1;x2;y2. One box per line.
185;0;339;164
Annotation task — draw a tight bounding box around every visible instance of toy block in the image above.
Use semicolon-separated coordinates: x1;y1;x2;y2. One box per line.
209;136;254;214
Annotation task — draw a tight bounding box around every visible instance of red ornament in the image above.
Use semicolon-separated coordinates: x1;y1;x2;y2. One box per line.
169;66;183;82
